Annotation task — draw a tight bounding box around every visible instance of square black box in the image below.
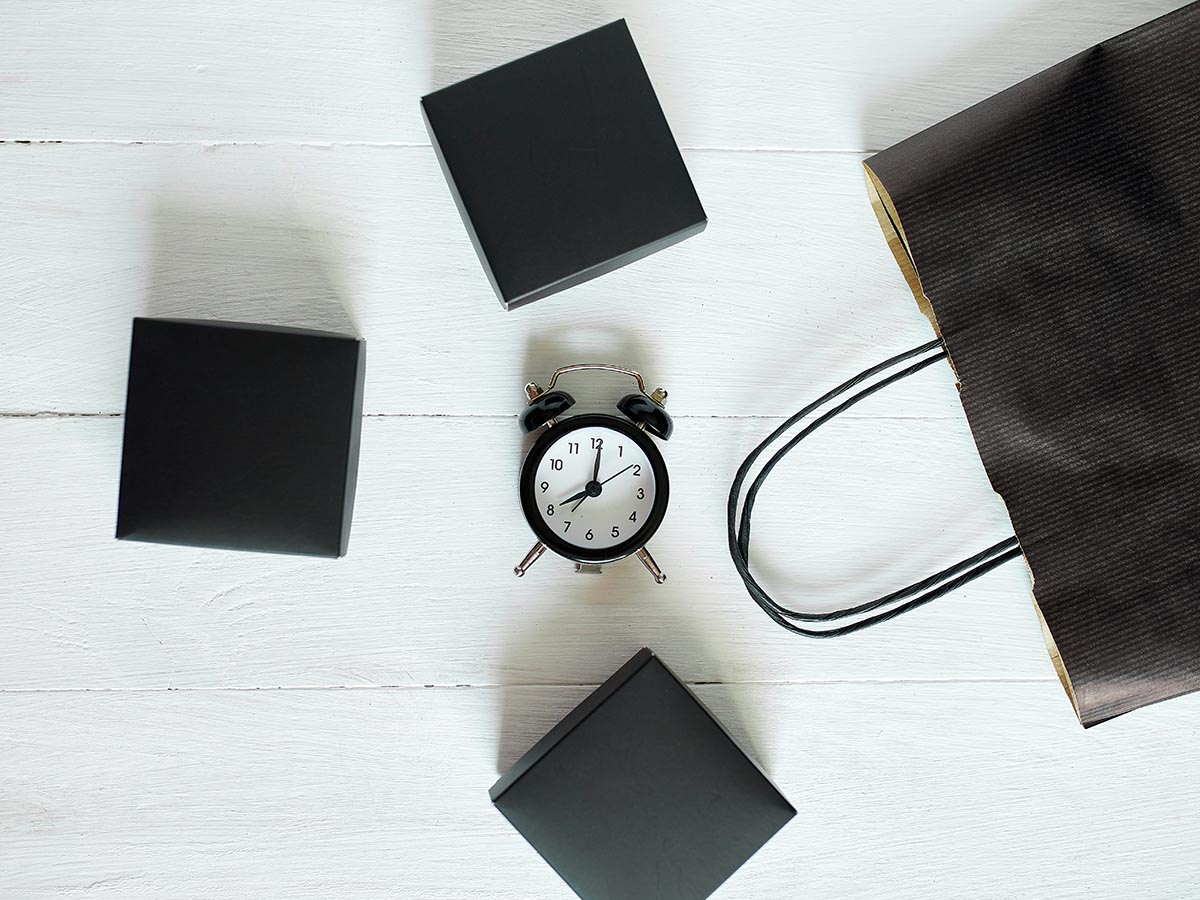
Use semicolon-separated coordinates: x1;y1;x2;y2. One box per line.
116;318;365;557
490;648;795;900
421;20;706;310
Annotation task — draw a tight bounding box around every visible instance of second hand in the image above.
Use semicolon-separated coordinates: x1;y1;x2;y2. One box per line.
599;464;634;485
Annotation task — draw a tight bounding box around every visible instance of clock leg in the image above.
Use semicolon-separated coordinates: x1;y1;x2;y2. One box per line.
514;541;547;577
635;547;667;585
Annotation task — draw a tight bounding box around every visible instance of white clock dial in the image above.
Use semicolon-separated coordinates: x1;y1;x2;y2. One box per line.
532;424;657;551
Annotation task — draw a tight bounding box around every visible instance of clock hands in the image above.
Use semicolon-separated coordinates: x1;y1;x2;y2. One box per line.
599;464;635;485
559;463;638;512
577;445;605;510
561;445;607;511
578;465;636;509
560;486;590;506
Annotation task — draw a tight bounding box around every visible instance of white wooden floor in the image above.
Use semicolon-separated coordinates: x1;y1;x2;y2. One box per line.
3;2;1198;898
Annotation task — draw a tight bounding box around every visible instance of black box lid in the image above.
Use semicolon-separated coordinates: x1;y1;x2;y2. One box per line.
116;318;365;558
491;648;795;900
421;20;706;310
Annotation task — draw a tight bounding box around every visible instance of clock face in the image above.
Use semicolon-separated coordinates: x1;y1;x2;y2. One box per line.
520;415;669;563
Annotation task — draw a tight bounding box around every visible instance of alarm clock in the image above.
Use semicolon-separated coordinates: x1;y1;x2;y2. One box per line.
514;364;672;583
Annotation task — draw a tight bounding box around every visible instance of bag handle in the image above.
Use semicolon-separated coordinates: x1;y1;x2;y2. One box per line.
728;339;1022;637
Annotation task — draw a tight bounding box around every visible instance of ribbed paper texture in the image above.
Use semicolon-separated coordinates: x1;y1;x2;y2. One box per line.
866;3;1200;726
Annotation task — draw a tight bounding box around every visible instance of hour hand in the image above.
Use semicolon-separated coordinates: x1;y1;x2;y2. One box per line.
560;487;590;506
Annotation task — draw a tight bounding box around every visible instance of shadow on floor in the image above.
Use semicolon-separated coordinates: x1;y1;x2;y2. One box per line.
144;201;358;337
497;326;766;777
860;0;1180;152
428;0;618;92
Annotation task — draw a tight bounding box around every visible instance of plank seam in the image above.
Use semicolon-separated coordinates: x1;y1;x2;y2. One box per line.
0;139;878;154
0;678;1059;695
0;412;963;422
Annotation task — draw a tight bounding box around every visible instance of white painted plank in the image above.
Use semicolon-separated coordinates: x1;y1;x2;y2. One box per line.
2;142;964;418
0;414;1047;691
2;682;1198;899
0;0;1181;148
5;4;1197;896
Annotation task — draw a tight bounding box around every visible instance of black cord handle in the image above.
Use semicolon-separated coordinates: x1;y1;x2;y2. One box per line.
728;339;1022;637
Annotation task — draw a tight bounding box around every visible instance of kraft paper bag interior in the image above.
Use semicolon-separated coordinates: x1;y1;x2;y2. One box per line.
864;2;1200;727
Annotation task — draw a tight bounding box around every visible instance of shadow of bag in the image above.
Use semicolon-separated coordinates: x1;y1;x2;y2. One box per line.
861;3;1200;726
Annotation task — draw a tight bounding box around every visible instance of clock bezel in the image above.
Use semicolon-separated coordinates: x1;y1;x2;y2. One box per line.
519;414;670;564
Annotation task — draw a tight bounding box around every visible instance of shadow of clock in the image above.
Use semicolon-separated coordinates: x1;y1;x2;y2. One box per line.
501;327;769;780
516;322;664;467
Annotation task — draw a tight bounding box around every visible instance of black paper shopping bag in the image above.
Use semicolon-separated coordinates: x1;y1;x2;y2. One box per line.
864;2;1200;726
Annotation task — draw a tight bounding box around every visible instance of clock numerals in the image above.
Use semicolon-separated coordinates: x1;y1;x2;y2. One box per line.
532;423;659;553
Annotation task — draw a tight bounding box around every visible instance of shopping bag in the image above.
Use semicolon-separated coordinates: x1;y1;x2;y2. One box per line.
864;2;1200;726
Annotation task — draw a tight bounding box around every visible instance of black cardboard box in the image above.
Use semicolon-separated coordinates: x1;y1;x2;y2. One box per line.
491;648;795;900
116;318;365;557
421;20;706;310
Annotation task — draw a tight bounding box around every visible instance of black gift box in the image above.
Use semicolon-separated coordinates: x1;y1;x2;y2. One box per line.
490;648;794;900
116;318;365;557
421;20;706;310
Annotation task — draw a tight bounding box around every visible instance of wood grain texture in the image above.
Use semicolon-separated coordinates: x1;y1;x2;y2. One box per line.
0;414;1041;691
0;0;1182;147
0;141;959;417
5;2;1198;897
3;683;1199;900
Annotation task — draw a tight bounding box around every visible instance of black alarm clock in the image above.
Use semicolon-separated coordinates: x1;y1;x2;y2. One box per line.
514;364;672;583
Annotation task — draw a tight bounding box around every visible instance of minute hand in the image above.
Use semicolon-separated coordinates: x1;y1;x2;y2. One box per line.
599;464;635;485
